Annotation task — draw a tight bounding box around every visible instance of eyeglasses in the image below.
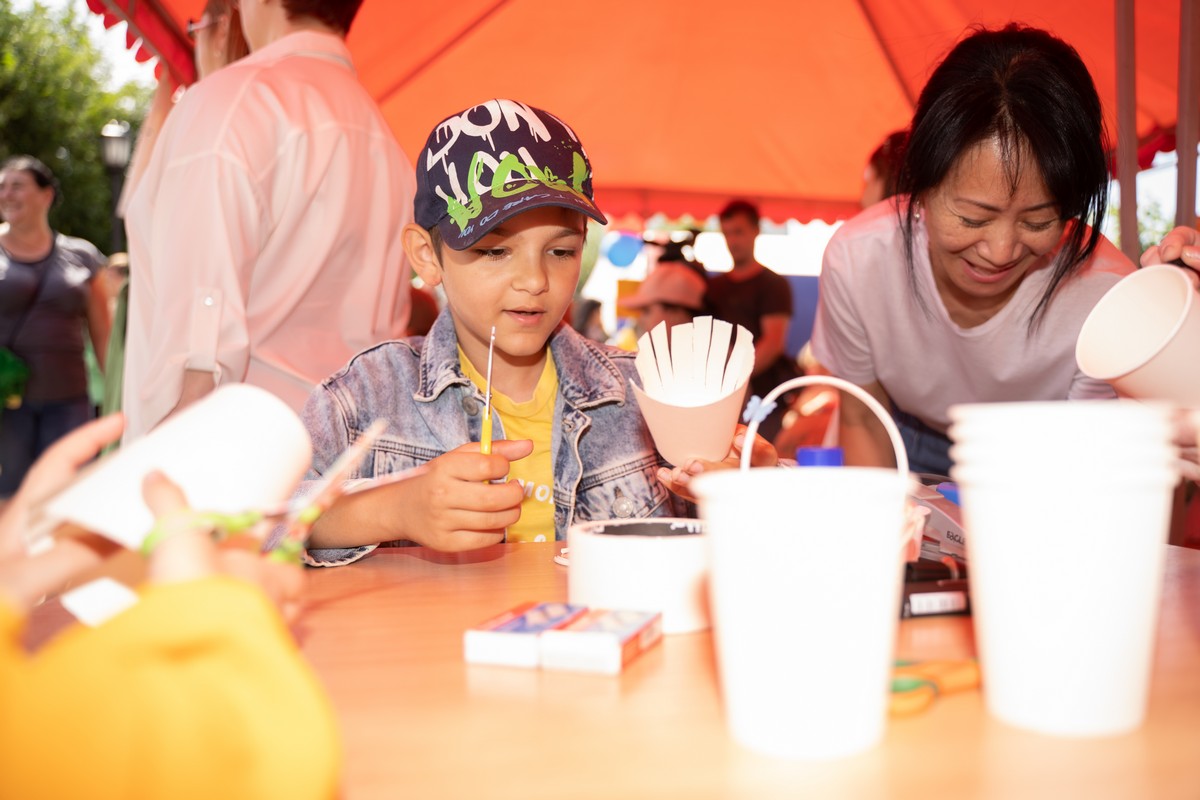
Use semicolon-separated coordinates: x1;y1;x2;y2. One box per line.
186;16;218;40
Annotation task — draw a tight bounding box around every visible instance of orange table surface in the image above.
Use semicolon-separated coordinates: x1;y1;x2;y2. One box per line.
24;542;1200;799
297;542;1200;800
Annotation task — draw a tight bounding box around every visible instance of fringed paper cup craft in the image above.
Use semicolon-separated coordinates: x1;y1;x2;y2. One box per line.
630;316;753;466
38;384;313;552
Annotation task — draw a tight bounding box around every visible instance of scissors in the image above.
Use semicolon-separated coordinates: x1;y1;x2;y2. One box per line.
140;418;389;564
889;659;980;716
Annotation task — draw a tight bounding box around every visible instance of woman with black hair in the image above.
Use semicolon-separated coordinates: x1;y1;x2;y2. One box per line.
810;24;1133;475
0;155;110;497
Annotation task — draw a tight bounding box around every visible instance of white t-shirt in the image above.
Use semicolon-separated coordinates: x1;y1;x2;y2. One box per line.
123;31;414;442
810;201;1134;434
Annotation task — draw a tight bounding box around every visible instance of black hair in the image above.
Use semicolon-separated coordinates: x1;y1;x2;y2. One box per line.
1;154;61;205
571;297;603;331
868;130;909;201
280;0;363;35
718;199;761;228
897;24;1109;329
428;224;445;260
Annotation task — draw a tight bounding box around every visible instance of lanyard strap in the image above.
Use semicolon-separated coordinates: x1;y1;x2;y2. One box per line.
4;247;53;350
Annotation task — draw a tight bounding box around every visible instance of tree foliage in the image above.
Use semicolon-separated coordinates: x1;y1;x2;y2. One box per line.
0;0;149;254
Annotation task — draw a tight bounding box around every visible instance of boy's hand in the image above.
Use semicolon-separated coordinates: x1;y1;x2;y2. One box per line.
656;425;778;503
308;439;536;553
398;439;533;551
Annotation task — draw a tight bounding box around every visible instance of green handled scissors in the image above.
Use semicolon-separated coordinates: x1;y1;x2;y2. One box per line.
141;418;389;563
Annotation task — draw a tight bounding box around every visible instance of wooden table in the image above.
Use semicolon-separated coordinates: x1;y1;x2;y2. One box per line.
292;542;1200;800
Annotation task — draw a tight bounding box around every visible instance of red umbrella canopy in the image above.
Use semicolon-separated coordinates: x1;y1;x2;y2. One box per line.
89;0;1183;223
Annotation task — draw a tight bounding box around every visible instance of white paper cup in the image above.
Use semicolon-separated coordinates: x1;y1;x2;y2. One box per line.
1076;264;1200;403
567;517;708;634
949;400;1179;737
693;466;910;759
45;384;312;550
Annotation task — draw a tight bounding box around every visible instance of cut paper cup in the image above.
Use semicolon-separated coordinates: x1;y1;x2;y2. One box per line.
632;316;753;466
43;384;312;550
1076;264;1200;403
631;382;748;466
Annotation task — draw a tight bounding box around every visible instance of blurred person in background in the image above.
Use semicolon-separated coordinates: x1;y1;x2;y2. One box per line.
617;262;707;338
121;0;415;443
0;156;110;498
707;199;798;441
570;297;609;344
104;0;252;424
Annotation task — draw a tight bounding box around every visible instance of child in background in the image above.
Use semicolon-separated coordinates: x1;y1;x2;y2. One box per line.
301;99;774;565
0;416;339;800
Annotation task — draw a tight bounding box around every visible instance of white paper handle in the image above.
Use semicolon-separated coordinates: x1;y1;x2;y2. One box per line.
740;375;909;476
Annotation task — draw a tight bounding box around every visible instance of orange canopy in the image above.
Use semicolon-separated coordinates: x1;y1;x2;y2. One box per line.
86;0;1185;223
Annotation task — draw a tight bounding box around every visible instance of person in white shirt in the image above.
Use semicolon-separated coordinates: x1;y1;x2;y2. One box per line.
122;0;414;443
810;24;1133;475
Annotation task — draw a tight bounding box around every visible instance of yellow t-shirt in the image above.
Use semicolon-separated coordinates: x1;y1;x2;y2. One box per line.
460;347;558;542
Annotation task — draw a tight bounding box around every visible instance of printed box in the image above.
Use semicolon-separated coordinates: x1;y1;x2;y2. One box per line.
539;609;663;675
463;601;587;668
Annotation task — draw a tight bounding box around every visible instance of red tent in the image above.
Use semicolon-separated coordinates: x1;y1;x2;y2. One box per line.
85;0;1193;227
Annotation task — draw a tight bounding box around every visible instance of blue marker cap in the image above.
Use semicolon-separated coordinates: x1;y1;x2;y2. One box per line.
796;446;844;467
936;482;960;506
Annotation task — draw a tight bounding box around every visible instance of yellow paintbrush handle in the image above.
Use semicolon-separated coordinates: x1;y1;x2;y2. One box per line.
480;410;493;455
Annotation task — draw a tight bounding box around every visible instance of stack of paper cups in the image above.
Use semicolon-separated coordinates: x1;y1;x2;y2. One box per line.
948;400;1178;737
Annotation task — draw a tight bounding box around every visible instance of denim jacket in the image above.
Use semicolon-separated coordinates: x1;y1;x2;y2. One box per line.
302;309;689;565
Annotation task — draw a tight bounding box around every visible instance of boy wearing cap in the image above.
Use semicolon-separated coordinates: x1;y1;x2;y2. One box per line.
300;99;692;563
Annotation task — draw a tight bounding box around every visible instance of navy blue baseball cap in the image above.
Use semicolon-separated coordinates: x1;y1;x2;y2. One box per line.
414;99;608;250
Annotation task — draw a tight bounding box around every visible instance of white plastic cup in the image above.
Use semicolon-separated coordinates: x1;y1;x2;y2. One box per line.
567;518;709;634
1076;264;1200;403
949;401;1179;737
693;466;910;759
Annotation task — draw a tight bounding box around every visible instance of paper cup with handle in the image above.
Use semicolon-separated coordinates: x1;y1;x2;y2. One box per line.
692;376;913;760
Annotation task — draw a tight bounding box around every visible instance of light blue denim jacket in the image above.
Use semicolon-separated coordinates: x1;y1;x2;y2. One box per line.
302;309;689;565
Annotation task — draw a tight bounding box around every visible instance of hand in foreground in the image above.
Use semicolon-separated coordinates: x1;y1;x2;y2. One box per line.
1141;226;1200;269
142;471;305;623
0;415;125;611
656;424;779;503
348;439;534;552
0;414;125;562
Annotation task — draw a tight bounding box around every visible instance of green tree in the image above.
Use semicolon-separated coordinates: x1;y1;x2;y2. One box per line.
0;0;149;254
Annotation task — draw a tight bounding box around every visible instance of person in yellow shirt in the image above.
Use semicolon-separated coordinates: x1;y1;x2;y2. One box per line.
301;99;753;564
0;415;339;800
